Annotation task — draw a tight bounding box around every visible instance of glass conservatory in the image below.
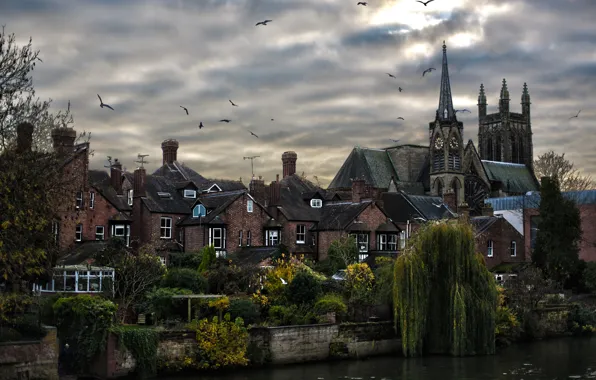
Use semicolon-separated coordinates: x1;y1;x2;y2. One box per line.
35;265;115;295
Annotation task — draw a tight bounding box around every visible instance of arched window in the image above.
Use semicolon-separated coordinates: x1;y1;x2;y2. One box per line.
511;134;518;163
486;138;493;161
495;135;502;161
518;138;525;165
434;178;444;197
451;178;461;203
444;108;448;118
193;204;206;218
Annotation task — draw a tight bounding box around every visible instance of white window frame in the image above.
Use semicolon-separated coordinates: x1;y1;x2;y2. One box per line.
246;230;251;247
247;199;254;213
184;189;197;199
111;224;130;247
159;257;166;266
206;184;222;193
388;234;398;251
160;217;172;239
399;231;406;249
510;240;517;257
52;221;60;245
239;230;243;246
127;189;133;206
296;224;306;244
75;191;83;209
310;198;322;208
193;204;206;218
487;240;494;257
266;230;279;246
89;191;95;209
75;224;83;242
378;234;387;250
95;226;104;240
357;233;369;253
209;227;226;257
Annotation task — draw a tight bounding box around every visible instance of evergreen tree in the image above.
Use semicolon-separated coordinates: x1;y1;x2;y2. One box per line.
532;177;581;285
393;219;497;357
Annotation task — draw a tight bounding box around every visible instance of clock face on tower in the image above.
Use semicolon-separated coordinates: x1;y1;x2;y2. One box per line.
449;136;459;149
434;136;444;149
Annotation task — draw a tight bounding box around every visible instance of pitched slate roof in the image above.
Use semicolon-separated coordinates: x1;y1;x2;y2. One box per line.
178;190;245;226
328;147;398;189
315;200;371;231
230;246;278;266
277;174;323;221
470;216;500;236
486;189;596;211
142;175;193;214
381;192;455;223
57;240;107;266
153;161;246;193
481;160;539;194
88;170;131;211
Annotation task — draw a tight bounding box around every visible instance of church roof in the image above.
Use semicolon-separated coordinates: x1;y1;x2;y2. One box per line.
328;147;398;189
381;192;455;223
481;160;539;194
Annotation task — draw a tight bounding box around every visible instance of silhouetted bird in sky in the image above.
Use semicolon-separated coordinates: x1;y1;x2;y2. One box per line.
416;0;435;5
455;109;471;114
180;106;189;115
248;130;259;138
229;99;238;107
256;20;272;26
386;73;396;78
389;139;400;143
422;67;436;77
271;119;274;121
219;119;231;123
198;122;204;129
569;110;581;119
399;87;403;92
97;94;114;110
357;2;367;5
397;117;404;120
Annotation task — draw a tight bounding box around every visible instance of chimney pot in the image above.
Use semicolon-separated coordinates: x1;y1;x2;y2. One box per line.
16;122;34;154
111;158;123;195
282;151;298;178
51;127;77;155
161;139;179;166
133;167;147;198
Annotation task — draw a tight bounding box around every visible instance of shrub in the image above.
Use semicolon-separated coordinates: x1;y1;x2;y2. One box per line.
53;295;117;372
568;303;596;336
187;314;249;369
267;305;318;326
198;245;217;273
313;293;347;316
161;268;207;293
373;258;395;305
583;262;596;293
169;252;202;269
228;299;261;326
285;270;322;305
138;287;192;323
495;286;521;346
345;263;375;304
111;326;159;378
0;293;46;342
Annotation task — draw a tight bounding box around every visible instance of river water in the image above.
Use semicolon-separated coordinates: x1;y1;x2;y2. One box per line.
163;338;596;380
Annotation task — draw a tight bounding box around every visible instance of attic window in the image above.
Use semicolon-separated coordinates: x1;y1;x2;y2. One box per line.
157;192;171;198
310;199;322;208
184;189;197;199
193;204;206;218
205;184;222;193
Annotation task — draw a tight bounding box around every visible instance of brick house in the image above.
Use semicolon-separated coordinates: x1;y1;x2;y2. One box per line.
471;215;526;270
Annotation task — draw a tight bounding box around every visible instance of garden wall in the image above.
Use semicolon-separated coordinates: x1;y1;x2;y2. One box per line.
0;326;59;380
93;322;401;378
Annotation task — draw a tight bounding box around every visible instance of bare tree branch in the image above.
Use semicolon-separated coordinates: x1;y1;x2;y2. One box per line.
534;151;595;192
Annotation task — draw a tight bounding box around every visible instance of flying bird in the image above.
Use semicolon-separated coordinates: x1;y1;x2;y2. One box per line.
416;0;435;5
569;110;581;119
229;99;238;107
397;117;404;120
198;122;204;129
248;130;259;138
271;118;274;121
219;119;231;123
389;139;400;143
256;20;272;26
422;67;436;77
386;73;396;78
357;2;368;5
399;87;403;92
455;109;471;114
97;94;114;110
180;106;189;115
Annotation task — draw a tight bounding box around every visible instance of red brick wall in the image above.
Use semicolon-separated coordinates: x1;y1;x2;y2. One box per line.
281;219;317;254
145;212;186;245
476;217;525;269
523;205;596;262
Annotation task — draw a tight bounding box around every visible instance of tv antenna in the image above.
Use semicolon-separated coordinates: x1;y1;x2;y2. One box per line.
243;155;260;179
136;154;149;168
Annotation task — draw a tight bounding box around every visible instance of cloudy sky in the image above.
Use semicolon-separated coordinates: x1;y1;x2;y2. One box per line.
2;0;595;186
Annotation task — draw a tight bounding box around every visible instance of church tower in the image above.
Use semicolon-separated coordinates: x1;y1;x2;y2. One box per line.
477;80;534;169
429;41;465;209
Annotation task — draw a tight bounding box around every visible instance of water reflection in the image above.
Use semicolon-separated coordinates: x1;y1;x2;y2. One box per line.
163;338;596;380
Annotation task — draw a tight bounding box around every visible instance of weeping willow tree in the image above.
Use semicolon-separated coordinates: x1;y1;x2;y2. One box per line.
393;219;497;357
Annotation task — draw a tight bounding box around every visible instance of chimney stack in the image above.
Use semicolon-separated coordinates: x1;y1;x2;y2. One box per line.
16;122;34;154
111;158;123;195
282;151;297;178
269;175;281;205
442;188;458;213
161;139;179;166
51;127;77;156
249;175;266;204
133;167;147;198
352;179;366;203
131;166;147;250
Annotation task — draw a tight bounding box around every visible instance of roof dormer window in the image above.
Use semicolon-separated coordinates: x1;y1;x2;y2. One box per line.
184;189;197;199
193;204;206;218
310;198;322;208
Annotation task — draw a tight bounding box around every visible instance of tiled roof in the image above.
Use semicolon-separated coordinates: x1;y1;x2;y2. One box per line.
178;190;244;226
328;147;397;189
57;240;107;266
481;160;539;194
153;161;246;193
142;175;193;214
381;192;455;223
470;216;500;236
88;170;131;211
487;189;596;211
277;174;323;221
315;200;371;231
230;246;278;266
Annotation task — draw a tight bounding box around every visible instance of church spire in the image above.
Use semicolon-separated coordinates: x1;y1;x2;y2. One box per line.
437;41;456;122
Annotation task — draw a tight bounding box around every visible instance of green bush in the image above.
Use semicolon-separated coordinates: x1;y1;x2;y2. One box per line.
267;305;317;326
228;299;261;326
313;293;347;316
169;252;202;269
285;270;322;305
137;287;192;323
568;303;596;336
161;268;207;293
583;262;596;293
112;326;159;378
198;245;217;273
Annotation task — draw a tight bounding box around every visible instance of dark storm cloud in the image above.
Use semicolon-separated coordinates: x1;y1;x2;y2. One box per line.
2;0;595;185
